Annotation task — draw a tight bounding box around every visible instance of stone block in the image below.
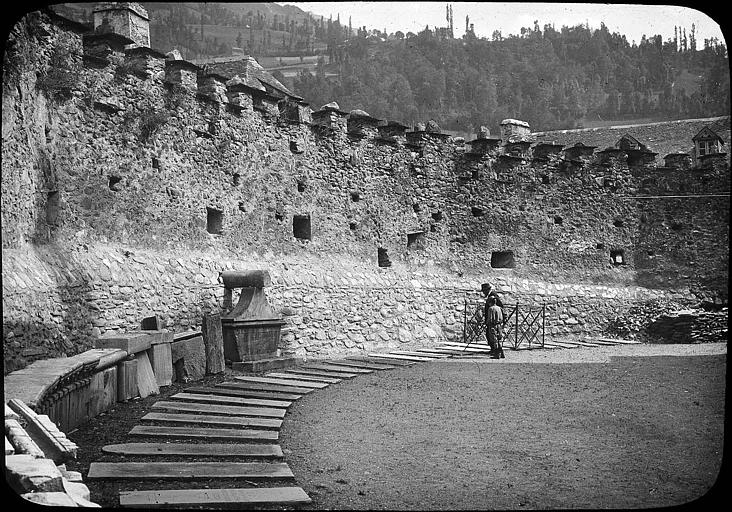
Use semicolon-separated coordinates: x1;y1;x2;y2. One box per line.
96;332;151;353
231;356;300;372
141;330;174;345
20;492;79;507
63;479;91;501
60;469;83;482
5;454;64;493
171;336;206;382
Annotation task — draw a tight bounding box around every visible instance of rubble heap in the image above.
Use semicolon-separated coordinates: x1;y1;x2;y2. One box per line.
645;308;728;344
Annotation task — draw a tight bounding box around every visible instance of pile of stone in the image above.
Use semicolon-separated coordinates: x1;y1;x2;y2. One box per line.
605;298;685;340
5;401;99;507
646;308;728;344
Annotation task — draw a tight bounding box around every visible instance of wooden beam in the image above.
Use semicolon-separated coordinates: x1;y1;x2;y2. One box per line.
134;351;159;399
117;358;138;402
321;360;397;371
201;313;225;375
102;442;283;458
265;372;341;384
233;376;329;389
87;462;293;479
191;386;302;401
141;412;282;429
368;353;433;362
149;343;173;387
302;363;373;374
151;401;286;418
128;425;279;441
170;392;291;409
284;368;358;379
118;486;311;508
216;381;313;395
346;356;416;366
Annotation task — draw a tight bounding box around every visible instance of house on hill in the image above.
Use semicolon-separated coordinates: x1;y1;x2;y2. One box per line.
692;126;725;167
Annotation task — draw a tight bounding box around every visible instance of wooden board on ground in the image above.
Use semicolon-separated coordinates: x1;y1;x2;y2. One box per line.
284;368;358;380
545;341;581;348
128;425;278;441
266;372;341;384
347;356;415;366
201;313;225;375
233;376;329;389
141;412;282;429
216;381;314;395
151;401;286;418
369;353;433;362
119;486;311;508
388;350;450;359
323;360;397;371
414;348;464;355
302;363;373;374
570;340;600;347
103;442;283;458
87;461;293;479
590;337;642;345
582;339;618;346
191;386;302;401
134;351;159;399
170;392;291;409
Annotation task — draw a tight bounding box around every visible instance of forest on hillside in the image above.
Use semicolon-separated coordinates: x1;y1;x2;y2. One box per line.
294;21;730;133
54;3;729;133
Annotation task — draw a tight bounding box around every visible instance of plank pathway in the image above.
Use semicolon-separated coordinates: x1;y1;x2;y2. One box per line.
94;338;636;508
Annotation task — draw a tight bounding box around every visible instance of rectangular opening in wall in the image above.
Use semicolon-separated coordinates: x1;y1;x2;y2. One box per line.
46;191;60;226
293;214;311;240
206;207;223;234
378;247;392;267
407;231;425;249
491;250;515;268
610;249;625;265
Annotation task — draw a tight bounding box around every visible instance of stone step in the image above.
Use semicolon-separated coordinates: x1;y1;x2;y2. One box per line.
102;442;283;458
88;461;293;480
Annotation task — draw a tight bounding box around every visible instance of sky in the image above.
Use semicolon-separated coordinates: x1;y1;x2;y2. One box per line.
279;2;726;46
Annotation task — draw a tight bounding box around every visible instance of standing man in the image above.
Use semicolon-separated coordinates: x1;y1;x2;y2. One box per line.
481;283;505;357
486;296;505;359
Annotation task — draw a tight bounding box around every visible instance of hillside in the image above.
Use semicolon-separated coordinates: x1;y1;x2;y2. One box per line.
534;116;731;160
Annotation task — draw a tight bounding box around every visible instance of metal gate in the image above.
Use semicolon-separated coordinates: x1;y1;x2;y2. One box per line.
462;299;545;350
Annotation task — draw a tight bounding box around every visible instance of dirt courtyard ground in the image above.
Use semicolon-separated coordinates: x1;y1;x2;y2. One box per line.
281;343;727;510
66;343;726;509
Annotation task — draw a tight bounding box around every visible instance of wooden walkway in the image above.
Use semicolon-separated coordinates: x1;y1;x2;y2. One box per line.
88;338;637;508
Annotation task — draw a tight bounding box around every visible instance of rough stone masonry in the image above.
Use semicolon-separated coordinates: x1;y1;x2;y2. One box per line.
1;6;729;372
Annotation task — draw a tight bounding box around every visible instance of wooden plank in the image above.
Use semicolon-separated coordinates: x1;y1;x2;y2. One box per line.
170;392;291;409
88;367;117;418
284;368;358;379
591;337;642;345
87;462;293;480
582;339;618;346
119;487;311;508
570;340;600;347
134;351;159;399
388;350;450;359
266;372;341;384
543;341;580;348
190;386;302;401
369;353;433;362
216;381;314;395
129;425;279;441
141;412;282;429
201;313;225;375
347;356;416;366
149;343;173;387
102;442;283;458
233;376;329;389
96;332;151;354
151;401;286;418
302;363;373;374
117;359;138;402
322;360;397;371
414;348;464;355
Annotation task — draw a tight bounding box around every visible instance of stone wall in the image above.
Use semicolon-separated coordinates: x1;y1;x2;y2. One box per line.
2;10;728;371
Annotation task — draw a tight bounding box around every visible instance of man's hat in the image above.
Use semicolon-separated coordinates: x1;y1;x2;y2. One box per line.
481;282;492;294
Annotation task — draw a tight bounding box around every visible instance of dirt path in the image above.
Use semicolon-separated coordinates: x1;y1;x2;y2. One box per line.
280;343;726;510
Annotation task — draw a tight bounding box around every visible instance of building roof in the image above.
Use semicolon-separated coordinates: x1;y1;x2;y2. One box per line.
692;126;724;142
